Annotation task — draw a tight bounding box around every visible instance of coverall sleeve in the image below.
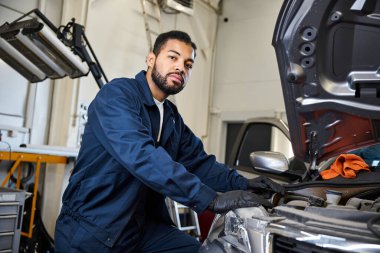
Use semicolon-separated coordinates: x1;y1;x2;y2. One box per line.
89;82;216;213
175;123;248;192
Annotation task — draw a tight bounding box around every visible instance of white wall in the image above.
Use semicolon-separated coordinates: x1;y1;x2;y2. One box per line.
206;0;285;161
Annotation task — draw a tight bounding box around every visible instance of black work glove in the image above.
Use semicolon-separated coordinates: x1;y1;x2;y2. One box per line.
208;190;273;214
248;176;284;195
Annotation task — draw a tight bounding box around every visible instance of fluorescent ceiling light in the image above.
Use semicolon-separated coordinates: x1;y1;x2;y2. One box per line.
0;16;89;82
0;37;46;82
0;9;107;88
26;22;90;77
15;32;67;78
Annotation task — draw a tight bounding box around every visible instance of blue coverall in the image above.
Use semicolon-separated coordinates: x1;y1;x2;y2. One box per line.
55;71;249;252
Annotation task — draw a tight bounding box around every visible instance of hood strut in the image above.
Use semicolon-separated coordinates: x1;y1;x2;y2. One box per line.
307;131;320;181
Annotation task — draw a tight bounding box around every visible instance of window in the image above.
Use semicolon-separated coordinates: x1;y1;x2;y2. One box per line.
237;123;272;167
225;122;243;163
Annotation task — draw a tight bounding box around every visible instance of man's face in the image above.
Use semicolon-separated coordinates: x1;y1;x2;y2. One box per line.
150;39;195;95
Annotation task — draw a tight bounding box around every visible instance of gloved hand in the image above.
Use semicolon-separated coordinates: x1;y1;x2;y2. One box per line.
207;190;273;213
248;176;284;195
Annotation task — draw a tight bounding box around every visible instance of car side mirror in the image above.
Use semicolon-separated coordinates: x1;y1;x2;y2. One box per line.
250;151;307;182
249;151;289;174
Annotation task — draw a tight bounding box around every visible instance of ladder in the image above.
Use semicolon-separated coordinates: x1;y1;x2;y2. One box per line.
140;0;163;51
166;198;201;239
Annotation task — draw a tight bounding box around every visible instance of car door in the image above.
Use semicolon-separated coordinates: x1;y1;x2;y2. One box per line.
227;117;293;176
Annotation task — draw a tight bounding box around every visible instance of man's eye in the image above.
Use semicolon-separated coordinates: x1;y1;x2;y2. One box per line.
185;64;193;69
169;56;176;60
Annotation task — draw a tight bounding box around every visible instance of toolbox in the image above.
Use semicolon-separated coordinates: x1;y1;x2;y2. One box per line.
0;188;27;253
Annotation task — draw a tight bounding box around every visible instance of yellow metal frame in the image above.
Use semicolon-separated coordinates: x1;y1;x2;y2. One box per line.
0;151;68;238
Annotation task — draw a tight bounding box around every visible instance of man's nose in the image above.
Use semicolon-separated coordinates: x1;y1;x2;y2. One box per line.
175;64;184;73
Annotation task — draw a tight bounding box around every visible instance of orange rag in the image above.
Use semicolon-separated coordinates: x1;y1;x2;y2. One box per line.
320;154;370;180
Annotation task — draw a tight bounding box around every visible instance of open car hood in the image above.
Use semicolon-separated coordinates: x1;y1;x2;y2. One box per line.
273;0;380;165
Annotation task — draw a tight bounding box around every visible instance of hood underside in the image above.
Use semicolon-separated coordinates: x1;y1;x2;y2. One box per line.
273;0;380;164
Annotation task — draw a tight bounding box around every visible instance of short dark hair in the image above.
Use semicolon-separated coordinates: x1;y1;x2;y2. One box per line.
153;30;197;57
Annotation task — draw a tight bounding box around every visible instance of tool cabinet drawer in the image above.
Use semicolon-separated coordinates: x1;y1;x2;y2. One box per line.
0;216;16;233
0;203;18;215
0;232;13;251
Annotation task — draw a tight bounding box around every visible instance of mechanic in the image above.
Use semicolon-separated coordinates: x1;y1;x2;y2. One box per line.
54;30;284;253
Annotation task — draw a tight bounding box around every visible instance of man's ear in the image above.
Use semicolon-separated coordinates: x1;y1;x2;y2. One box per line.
147;52;156;68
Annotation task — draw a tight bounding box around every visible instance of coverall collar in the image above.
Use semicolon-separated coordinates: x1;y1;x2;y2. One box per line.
135;70;156;107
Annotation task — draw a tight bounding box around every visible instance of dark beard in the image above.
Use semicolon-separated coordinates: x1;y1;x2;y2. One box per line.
151;65;185;95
